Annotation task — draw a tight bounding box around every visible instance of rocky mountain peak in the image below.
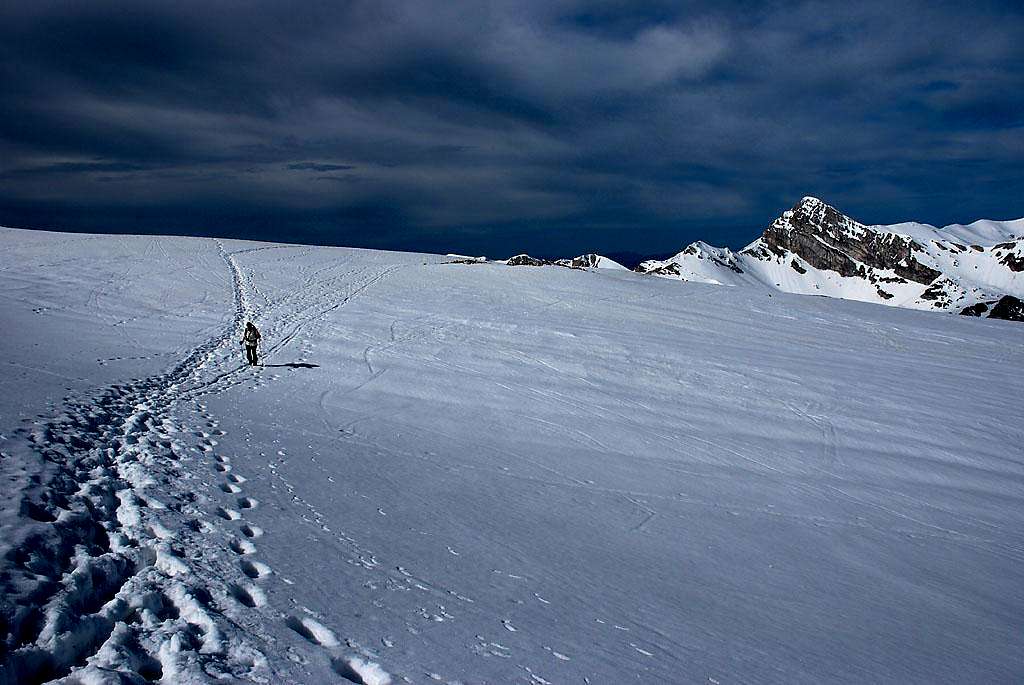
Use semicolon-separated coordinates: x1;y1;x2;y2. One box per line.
792;195;830;215
751;197;940;285
634;195;1023;321
774;196;864;242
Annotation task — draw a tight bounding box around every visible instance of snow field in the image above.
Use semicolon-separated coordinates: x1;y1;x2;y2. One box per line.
1;227;1022;683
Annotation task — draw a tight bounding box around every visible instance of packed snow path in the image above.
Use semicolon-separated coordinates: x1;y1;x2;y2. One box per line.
1;228;1022;683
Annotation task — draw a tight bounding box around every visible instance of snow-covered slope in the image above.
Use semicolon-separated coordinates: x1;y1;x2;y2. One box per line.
1;227;1023;684
639;197;1024;315
555;253;628;270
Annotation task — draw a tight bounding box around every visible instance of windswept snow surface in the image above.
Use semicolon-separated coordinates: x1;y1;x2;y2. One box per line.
1;227;1023;684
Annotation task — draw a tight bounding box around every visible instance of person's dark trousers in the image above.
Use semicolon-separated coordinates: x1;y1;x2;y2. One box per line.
245;345;258;366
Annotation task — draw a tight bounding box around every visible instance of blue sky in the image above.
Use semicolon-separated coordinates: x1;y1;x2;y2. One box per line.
2;1;1022;258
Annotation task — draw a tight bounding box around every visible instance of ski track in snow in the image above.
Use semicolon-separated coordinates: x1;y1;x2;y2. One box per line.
0;238;395;685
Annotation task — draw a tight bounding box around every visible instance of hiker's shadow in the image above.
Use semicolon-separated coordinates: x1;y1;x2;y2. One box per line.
262;362;320;369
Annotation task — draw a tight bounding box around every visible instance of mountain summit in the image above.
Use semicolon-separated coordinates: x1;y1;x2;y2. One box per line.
638;197;1024;318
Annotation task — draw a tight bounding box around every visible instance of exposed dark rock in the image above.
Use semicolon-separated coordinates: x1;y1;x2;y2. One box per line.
569;254;603;268
876;288;894;300
919;281;948;301
710;256;742;273
919;278;958;308
988;295;1024;322
958;296;1023;321
970;244;984;251
638;262;681;276
506;254;550;267
744;243;772;260
960;302;990;317
1000;250;1024;272
790;259;806;274
555;254;610;269
750;197;941;285
675;244;743;273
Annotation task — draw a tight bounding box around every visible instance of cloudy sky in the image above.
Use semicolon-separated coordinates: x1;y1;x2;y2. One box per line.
2;1;1022;258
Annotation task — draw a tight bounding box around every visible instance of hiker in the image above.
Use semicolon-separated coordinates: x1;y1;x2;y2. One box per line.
241;321;261;366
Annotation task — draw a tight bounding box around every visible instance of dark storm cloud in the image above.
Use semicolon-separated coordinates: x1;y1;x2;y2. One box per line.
2;161;152;176
1;0;1022;256
287;163;357;172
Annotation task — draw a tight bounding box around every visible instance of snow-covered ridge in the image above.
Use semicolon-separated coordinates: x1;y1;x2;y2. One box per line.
881;217;1024;246
504;253;627;270
638;196;1024;318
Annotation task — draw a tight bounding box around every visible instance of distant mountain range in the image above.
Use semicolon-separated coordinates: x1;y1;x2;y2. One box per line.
634;196;1023;320
505;253;629;270
506;197;1019;321
504;196;1024;321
